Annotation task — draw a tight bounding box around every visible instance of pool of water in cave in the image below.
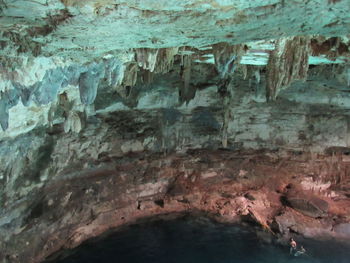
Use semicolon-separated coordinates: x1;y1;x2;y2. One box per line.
47;216;350;263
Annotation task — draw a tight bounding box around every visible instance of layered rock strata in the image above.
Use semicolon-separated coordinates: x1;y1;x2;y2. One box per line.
0;64;350;262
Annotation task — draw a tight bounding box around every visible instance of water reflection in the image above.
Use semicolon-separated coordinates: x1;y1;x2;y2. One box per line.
47;216;350;263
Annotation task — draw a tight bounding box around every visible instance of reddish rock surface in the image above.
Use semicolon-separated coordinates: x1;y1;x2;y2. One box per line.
2;150;350;262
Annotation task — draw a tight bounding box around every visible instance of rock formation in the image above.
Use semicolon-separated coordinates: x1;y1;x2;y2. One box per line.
0;0;350;262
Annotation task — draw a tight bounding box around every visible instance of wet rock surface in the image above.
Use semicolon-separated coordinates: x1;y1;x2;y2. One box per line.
286;188;329;218
1;148;350;262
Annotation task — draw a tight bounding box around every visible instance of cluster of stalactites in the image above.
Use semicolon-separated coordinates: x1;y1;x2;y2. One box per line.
155;48;179;73
131;47;179;86
212;42;246;78
266;36;310;101
134;47;179;74
135;48;159;72
116;47;179;98
310;36;350;60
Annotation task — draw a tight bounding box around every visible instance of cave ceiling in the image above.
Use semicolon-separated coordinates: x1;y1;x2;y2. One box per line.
0;0;349;139
1;0;350;59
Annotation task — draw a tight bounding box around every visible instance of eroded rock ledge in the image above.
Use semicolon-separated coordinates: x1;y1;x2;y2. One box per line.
1;149;350;262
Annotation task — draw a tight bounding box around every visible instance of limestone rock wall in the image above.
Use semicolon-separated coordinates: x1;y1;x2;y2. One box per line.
0;62;350;263
0;0;349;261
0;63;350;231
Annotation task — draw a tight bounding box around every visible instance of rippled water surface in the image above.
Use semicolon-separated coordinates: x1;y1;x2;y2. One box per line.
49;216;350;263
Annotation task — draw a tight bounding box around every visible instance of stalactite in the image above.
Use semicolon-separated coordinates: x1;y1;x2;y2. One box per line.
241;64;248;80
221;80;235;148
122;63;138;87
78;62;105;105
266;36;310;101
182;55;191;93
0;98;8;131
179;55;194;104
254;69;261;84
212;43;246;78
63;111;82;133
135;47;179;74
0;89;20;131
116;63;138;99
135;48;159;72
105;59;124;87
154;47;179;73
34;68;66;105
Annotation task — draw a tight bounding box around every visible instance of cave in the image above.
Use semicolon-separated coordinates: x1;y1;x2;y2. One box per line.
0;1;350;262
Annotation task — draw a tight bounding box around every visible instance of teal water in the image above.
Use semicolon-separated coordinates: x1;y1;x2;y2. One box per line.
48;216;350;263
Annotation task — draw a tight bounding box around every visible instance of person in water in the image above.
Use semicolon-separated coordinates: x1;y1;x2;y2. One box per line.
294;246;306;257
289;238;297;255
